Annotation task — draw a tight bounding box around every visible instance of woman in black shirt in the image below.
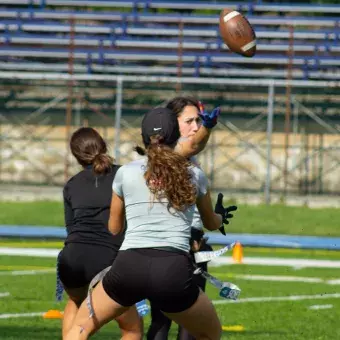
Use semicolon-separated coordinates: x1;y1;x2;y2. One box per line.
58;127;142;339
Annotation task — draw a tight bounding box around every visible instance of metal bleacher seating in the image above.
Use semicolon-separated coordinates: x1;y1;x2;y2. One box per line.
0;1;339;80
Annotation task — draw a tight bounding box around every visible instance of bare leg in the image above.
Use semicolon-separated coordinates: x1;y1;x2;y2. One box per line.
62;286;88;339
64;281;131;340
116;306;143;340
164;290;221;340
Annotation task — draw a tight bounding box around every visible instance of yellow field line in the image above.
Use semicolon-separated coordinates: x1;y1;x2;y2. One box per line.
222;325;244;332
0;242;63;248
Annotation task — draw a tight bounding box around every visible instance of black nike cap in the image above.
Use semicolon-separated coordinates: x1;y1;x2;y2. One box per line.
141;107;180;147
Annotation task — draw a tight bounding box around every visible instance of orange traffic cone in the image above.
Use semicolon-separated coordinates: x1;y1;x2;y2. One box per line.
43;309;63;319
232;242;243;264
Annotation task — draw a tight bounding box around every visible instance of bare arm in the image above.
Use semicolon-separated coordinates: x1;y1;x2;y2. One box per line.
196;188;222;231
108;192;125;235
175;125;211;158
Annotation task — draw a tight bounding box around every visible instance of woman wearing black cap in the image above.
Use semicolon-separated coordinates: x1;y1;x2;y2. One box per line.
58;127;142;339
147;97;237;340
65;108;232;340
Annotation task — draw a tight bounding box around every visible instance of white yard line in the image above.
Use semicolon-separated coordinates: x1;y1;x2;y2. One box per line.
212;273;340;285
0;312;43;319
0;247;59;257
212;293;340;305
210;257;340;268
0;269;55;276
0;292;10;298
235;274;324;283
327;279;340;285
309;304;333;310
213;273;325;283
2;248;340;270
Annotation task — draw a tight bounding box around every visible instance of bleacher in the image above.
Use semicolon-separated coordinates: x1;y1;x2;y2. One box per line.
0;1;339;191
0;0;339;80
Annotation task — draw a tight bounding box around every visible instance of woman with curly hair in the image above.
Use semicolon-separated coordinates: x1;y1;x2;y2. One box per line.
65;108;233;340
147;97;237;340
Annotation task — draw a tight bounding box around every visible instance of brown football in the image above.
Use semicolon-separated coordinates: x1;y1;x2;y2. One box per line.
219;8;256;57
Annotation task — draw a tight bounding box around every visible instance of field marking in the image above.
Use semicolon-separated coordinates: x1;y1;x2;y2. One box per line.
210;272;340;285
2;248;340;270
222;325;244;332
210;257;340;268
0;247;60;257
0;312;43;319
213;293;340;305
211;273;324;283
309;304;333;310
327;279;340;285
0;242;63;248
0;269;55;276
0;292;10;298
2;267;340;285
245;247;340;257
0;265;53;270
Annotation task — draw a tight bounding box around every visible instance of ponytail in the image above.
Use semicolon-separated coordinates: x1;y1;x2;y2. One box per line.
93;153;114;174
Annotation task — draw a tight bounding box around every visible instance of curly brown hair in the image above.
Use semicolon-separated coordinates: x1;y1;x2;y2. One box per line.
140;136;197;212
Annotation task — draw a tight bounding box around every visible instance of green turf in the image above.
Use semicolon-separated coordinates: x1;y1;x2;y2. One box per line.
0;201;63;227
1;201;340;236
1;255;340;339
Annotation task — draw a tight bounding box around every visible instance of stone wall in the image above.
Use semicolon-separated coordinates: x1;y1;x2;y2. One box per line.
1;124;340;194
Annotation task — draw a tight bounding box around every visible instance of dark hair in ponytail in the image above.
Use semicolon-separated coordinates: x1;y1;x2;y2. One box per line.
70;127;113;174
138;136;196;212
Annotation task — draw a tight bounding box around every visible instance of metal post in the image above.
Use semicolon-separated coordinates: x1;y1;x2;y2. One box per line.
64;16;75;182
114;77;123;163
265;82;275;205
75;88;81;127
176;20;184;93
318;134;323;194
283;25;294;198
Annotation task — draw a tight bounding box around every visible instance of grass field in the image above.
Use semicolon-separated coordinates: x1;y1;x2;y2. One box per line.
1;249;340;340
1;201;339;339
1;201;340;236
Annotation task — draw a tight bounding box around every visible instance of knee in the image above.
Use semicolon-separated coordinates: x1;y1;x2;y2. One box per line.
117;315;144;339
64;325;90;340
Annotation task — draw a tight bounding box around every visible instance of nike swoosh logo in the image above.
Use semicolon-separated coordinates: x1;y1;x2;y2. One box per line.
153;128;162;131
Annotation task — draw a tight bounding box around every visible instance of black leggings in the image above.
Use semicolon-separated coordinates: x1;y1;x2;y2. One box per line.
147;255;209;340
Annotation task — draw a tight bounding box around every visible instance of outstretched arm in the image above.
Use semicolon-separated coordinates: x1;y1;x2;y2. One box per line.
175;126;211;158
175;105;221;158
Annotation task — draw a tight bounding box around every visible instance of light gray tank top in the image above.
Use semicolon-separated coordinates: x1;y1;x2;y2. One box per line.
112;158;208;252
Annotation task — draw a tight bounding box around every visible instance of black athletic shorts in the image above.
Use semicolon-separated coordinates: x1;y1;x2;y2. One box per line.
102;248;200;313
58;243;118;289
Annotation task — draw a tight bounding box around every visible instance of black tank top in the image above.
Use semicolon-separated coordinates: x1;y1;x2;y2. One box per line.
63;165;124;251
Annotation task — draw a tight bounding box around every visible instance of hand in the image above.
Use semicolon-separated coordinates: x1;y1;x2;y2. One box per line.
198;101;221;129
214;193;237;236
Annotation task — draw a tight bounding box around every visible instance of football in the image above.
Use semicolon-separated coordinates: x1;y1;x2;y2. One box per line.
219;9;256;58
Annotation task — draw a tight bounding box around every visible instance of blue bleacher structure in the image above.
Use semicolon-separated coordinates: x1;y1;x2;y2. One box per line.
0;0;339;80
